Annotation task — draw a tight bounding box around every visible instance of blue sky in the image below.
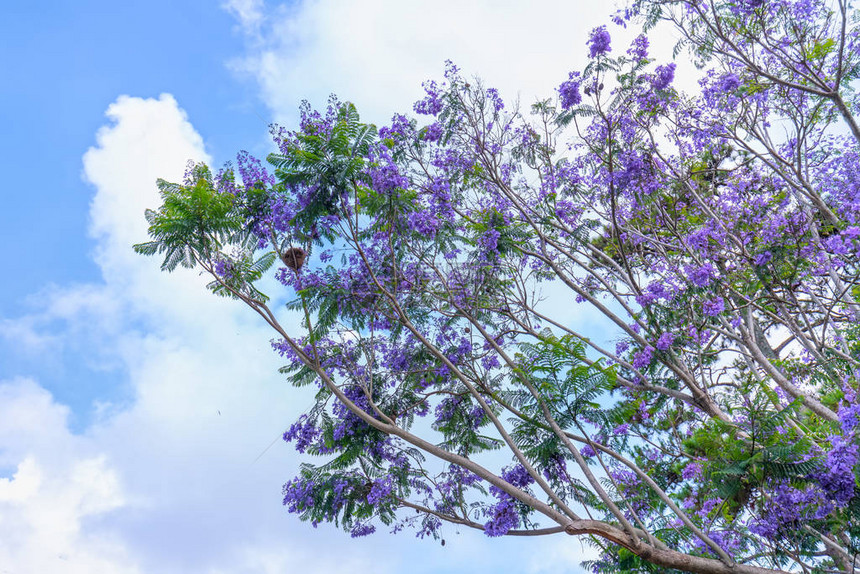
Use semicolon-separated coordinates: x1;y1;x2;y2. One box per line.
2;1;260;304
0;1;654;572
1;1;270;424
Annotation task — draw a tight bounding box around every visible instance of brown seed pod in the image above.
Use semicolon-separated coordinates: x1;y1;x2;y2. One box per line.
282;247;307;271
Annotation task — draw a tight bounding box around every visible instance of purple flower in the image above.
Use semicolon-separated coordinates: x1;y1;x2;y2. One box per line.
367;476;395;506
628;35;649;60
636;281;670;306
839;403;860;433
481;354;501;370
501;464;534;489
686;263;716;287
408;210;441;237
282;477;315;514
486;87;505;112
703;297;725;317
423;122;443;142
817;435;858;506
484;496;519;536
213;259;233;278
283;415;321;454
718;73;742;93
469;404;485;429
587;26;612;58
414;80;444;116
632;346;654;370
682;462;702;480
559;72;582;109
749;482;834;540
753;250;773;266
369;154;409;194
236;150;275;189
350;522;376;538
479;228;501;252
484;465;533;537
652;63;676;91
656;332;676;351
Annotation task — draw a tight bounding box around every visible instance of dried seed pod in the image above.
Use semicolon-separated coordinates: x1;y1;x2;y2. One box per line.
282;247;307;271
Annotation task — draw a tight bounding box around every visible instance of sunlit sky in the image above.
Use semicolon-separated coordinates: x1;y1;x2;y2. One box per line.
0;2;682;572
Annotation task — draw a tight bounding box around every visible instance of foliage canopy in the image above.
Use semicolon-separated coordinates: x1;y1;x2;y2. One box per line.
137;1;860;572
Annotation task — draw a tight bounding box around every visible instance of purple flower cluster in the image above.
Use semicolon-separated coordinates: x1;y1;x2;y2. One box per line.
559;72;582;110
350;522;376;538
636;280;671;306
632;346;654;370
236;150;275;189
816;435;858;506
753;250;773;266
587;26;612;58
282;477;315;514
501;464;534;489
839;403;860;433
331;385;375;441
367;476;395;506
479;228;501;253
718;73;742;93
213;258;234;278
379;113;414;141
485;87;505;112
628;35;649;60
414;80;444;116
215;165;238;196
484;496;518;537
368;153;409;195
686;263;716;287
681;462;702;480
749;482;832;539
283;415;321;454
656;332;676;351
651;63;676;91
423;122;443;142
484;465;534;537
702;297;725;317
407;210;442;237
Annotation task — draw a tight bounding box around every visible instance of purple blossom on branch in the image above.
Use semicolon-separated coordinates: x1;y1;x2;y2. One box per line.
702;297;725;317
628;35;649;60
587;26;612;58
632;346;654;370
682;462;702;480
718;73;742;93
652;63;676;91
686;263;716;288
559;72;582;109
656;332;676;351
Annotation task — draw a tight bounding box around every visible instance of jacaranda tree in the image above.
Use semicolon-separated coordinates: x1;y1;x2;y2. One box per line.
136;1;860;572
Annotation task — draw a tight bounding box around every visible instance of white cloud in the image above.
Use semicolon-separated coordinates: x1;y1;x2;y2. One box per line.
0;378;138;574
223;0;266;36
228;0;640;126
226;0;690;130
